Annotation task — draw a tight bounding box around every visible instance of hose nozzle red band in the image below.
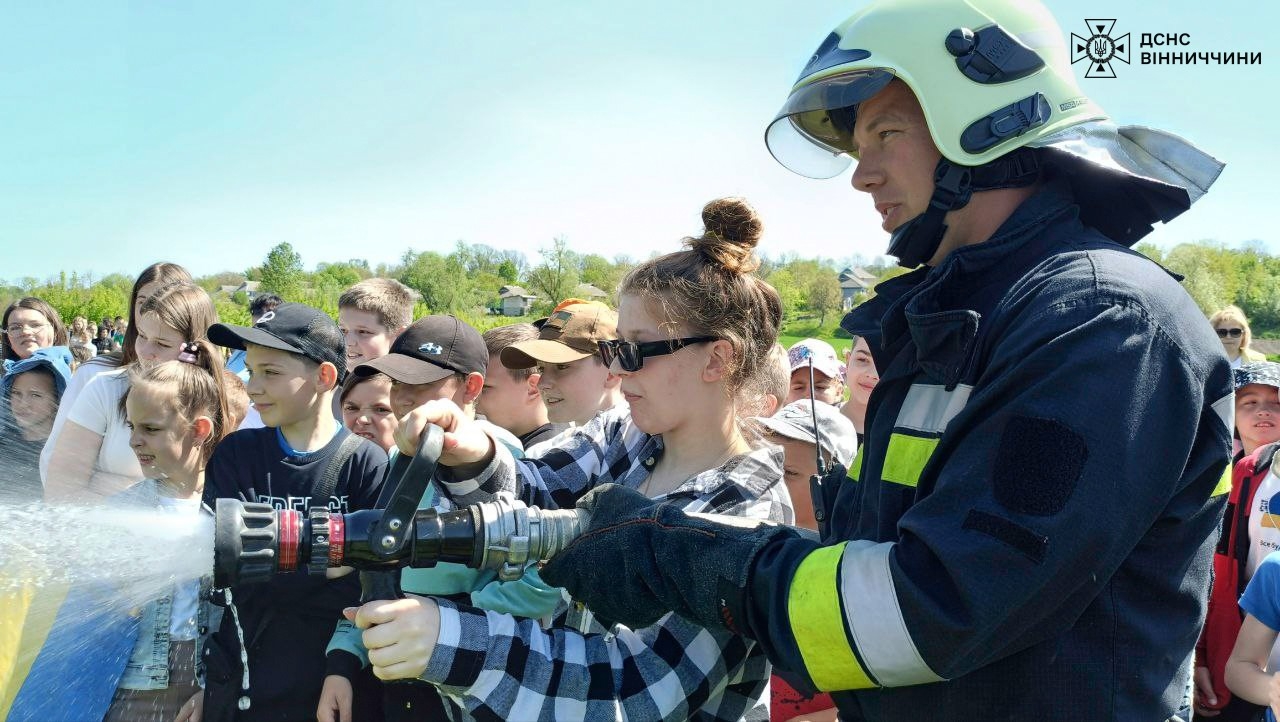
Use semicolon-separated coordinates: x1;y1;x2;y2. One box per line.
277;509;300;572
329;514;345;567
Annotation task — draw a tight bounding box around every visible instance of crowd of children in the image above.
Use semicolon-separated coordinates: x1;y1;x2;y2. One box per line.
9;224;1280;721
0;197;873;722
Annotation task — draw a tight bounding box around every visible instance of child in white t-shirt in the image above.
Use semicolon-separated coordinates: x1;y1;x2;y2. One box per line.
45;282;217;502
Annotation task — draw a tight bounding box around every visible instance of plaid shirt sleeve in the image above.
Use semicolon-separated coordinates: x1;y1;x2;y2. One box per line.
436;406;653;509
421;444;791;722
423;603;770;722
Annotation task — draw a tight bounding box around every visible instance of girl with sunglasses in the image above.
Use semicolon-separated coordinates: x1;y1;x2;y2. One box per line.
347;197;792;721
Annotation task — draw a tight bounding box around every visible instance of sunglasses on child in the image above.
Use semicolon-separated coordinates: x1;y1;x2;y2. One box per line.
597;336;721;372
1216;327;1244;338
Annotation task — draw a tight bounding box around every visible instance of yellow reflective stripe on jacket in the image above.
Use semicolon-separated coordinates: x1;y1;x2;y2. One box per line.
881;433;939;488
788;543;877;690
876;383;972;488
847;445;864;483
1212;465;1232;497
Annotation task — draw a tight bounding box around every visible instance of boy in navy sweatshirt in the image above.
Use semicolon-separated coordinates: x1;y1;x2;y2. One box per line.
199;302;388;722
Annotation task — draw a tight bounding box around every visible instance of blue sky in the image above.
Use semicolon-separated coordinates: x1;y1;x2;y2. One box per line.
1;0;1276;282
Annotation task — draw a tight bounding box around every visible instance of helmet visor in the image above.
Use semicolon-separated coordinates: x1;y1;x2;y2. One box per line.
765;68;894;178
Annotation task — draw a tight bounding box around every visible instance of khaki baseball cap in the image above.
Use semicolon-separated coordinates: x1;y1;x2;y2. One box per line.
501;300;618;368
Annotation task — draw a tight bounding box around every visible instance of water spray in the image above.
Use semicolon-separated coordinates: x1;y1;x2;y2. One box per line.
212;425;588;592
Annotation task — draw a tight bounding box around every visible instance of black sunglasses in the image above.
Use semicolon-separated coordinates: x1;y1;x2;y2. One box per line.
597;336;720;372
1216;327;1244;338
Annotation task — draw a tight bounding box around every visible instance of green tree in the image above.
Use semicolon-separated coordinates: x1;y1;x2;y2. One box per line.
214;293;252;326
4;271;130;328
766;267;804;321
806;274;842;326
526;236;580;306
1133;242;1164;265
579;254;627;297
1164;243;1228;314
398;250;482;314
497;259;519;284
258;242;305;300
501;250;529;280
314;262;365;289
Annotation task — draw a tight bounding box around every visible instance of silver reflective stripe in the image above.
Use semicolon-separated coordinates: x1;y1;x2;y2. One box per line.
894;384;973;435
840;540;946;687
1212;392;1235;434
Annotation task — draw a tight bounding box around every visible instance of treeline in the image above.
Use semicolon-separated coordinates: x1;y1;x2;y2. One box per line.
1;237;885;334
1137;241;1280;335
5;239;1272;338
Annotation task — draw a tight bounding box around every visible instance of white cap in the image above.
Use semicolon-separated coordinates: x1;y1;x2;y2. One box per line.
787;338;845;380
756;399;857;468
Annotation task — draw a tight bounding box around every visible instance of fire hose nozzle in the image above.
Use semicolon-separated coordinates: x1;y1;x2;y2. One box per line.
212;495;589;588
473;495;587;580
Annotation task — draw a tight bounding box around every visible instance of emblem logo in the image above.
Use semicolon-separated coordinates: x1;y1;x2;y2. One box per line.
1071;19;1130;78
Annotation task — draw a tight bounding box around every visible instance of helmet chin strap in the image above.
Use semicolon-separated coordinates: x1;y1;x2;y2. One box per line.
887;160;972;268
885;148;1041;269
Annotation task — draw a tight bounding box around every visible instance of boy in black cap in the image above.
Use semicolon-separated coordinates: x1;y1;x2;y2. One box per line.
319;315;558;722
354;314;522;453
199;302;388;722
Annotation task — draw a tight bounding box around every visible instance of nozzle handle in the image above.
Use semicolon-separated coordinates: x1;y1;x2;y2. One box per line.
370;424;444;559
359;569;403;603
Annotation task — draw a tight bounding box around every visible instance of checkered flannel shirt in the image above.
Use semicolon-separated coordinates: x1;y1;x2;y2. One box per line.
426;406;793;721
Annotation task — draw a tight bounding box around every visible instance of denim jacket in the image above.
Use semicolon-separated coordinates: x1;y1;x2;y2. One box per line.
110;479;216;690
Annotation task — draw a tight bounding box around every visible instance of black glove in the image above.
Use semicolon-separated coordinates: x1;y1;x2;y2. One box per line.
541;483;800;633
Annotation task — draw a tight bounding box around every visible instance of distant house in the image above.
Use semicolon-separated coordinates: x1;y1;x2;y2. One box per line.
217;280;263;300
838;267;876;311
575;283;609;301
498;285;538;316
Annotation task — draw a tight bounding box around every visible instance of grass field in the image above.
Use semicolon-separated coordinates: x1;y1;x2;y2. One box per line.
777;315;850;354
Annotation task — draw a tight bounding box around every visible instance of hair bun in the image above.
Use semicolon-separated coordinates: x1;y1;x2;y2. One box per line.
693;197;763;274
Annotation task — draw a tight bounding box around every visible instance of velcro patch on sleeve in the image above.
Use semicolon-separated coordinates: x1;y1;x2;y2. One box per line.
962;509;1048;564
993;416;1087;517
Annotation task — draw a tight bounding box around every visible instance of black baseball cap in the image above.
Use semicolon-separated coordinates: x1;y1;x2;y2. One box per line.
208;302;347;382
354;315;487;385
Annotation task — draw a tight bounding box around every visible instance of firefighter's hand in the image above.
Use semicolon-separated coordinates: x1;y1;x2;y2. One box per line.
1193;665;1220;716
542;484;801;632
347;595;440;681
394;400;494;469
316;675;352;722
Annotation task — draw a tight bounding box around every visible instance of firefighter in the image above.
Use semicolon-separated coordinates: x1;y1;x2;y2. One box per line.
534;0;1232;719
